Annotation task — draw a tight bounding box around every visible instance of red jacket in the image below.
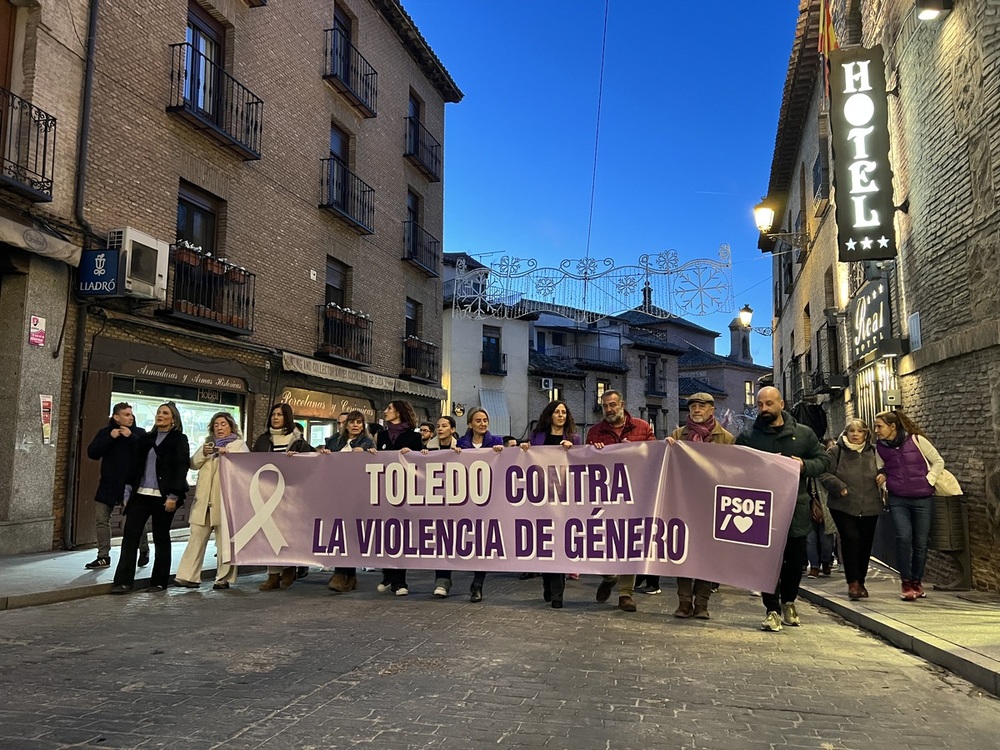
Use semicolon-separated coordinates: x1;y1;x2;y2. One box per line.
586;411;655;444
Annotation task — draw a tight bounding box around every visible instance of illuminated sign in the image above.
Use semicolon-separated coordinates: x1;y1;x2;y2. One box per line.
850;278;891;362
78;248;125;296
829;46;896;262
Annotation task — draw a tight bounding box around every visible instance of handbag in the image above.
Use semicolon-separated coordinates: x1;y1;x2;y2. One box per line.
915;436;962;496
808;478;825;523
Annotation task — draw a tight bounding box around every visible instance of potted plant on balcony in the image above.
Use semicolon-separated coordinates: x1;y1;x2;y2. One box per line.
225;265;247;284
175;244;202;267
202;253;225;276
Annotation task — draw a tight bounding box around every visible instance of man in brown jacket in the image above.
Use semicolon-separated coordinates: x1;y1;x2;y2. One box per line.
666;392;735;619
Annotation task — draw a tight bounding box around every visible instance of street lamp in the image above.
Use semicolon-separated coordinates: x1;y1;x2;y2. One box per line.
915;0;952;21
753;200;811;250
739;304;773;336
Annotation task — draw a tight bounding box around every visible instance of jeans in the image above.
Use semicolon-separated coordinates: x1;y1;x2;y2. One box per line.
94;503;149;559
600;574;635;598
805;519;835;568
887;494;933;581
829;510;879;585
762;535;807;614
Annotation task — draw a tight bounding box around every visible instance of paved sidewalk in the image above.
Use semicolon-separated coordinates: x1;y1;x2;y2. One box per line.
2;546;999;698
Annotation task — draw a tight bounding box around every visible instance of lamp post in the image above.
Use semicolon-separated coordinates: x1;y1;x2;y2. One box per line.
739;304;773;337
915;0;952;21
753;200;811;250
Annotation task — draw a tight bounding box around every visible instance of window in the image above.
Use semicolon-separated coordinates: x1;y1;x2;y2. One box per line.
407;92;422;154
325;257;347;306
405;297;420;338
745;381;754;408
596;380;610;408
327;123;350;209
482;325;504;374
185;3;225;117
177;183;220;256
551;382;562;402
536;331;545;353
551;332;565;347
646;360;658;394
330;5;352;81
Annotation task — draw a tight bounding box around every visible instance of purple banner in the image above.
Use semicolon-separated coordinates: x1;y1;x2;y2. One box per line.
219;441;801;592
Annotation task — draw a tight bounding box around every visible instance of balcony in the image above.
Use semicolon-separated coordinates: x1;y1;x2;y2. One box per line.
402;336;440;382
317;303;373;365
404;117;441;181
167;43;263;160
481;350;507;376
323;28;377;118
320;157;375;234
157;243;255;335
0;86;56;202
645;381;669;397
402;221;440;277
547;344;623;367
812;321;848;394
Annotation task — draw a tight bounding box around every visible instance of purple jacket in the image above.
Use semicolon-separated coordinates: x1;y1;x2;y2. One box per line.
877;435;935;497
457;430;504;449
529;431;582;446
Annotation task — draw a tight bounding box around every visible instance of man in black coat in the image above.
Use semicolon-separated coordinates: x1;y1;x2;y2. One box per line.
85;402;149;569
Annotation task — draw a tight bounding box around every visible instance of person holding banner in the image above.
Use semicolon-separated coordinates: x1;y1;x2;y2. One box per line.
873;409;944;602
666;392;735;619
521;400;581;608
174;412;248;590
587;390;655;613
109;402;190;595
320;410;375;593
456;407;505;602
375;400;425;596
253;403;315;591
425;416;462;598
737;387;831;632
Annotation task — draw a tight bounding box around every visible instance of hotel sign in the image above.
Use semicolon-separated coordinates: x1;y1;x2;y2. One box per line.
850;278;891;363
829;46;896;262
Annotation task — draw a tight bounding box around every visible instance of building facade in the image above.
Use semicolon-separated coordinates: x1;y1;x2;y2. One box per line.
0;0;460;555
760;0;1000;588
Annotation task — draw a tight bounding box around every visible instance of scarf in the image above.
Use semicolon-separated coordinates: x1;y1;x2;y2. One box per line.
270;427;293;448
685;417;716;442
215;434;239;450
880;427;908;449
842;437;866;453
386;421;410;445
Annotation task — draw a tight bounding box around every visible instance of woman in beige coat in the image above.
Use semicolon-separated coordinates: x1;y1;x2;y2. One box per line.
174;412;248;589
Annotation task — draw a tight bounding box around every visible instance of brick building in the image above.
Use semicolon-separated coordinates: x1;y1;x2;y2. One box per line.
0;0;461;555
759;0;1000;588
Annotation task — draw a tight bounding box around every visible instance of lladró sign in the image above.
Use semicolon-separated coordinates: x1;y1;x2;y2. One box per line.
829;46;897;262
78;248;125;297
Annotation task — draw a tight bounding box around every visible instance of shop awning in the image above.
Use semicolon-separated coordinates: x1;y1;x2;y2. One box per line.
479;388;511;438
0;211;80;266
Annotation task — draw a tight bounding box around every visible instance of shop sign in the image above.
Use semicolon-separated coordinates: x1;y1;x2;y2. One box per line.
78;248;125;296
829;46;897;262
280;387;375;421
282;352;396;391
850;278;891;363
120;362;248;393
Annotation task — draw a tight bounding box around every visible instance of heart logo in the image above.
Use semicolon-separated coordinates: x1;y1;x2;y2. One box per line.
733;515;753;534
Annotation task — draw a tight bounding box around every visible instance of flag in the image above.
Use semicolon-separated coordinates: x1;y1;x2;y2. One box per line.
819;0;839;58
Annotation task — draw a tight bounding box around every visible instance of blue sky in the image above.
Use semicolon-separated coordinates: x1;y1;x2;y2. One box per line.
403;2;802;365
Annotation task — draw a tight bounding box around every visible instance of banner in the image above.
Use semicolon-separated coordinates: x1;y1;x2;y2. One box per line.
219;441;802;592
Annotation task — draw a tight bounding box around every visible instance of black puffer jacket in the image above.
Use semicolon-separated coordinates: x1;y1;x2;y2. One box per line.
87;421;148;507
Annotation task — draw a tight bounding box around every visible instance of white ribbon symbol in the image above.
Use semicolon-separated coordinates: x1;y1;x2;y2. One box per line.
232;463;288;555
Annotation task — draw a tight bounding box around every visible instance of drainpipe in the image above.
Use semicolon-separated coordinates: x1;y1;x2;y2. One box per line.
63;0;100;550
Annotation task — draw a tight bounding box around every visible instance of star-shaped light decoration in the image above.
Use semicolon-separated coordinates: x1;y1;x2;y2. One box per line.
861;237;874;250
877;236;890;248
845;238;857;251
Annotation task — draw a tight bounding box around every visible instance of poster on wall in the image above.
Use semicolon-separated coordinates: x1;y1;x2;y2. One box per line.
29;316;46;347
40;395;52;445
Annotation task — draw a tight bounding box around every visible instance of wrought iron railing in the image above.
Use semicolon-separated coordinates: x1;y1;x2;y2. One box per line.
162;243;255;333
403;220;440;276
320;157;375;234
323;28;377;117
404;117;441;181
481;350;507;376
318;304;373;364
812;321;848;392
0;86;56;202
547;344;623;365
403;336;440;380
167;43;263;159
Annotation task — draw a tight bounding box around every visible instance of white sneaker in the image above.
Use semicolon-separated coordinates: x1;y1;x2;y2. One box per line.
781;602;800;626
643;587;662;595
433;585;448;598
394;586;409;596
761;611;783;632
376;582;392;593
749;590;761;597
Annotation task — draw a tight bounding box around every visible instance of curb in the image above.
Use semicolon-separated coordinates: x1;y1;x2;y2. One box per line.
799;584;1000;698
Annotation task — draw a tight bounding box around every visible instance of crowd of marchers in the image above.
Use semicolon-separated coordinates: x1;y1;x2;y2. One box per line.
85;386;952;629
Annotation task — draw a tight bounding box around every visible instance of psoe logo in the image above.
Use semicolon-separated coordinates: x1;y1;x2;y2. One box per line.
713;485;772;548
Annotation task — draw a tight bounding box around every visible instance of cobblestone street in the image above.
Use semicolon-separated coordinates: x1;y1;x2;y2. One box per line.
2;570;998;749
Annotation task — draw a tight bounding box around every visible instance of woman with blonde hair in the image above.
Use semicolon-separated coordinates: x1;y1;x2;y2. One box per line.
110;402;190;594
820;419;882;601
457;407;504;602
174;412;248;590
873;409;945;601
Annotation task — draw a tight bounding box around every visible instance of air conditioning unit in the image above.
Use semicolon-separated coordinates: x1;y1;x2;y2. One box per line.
540;378;553;390
106;226;169;302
